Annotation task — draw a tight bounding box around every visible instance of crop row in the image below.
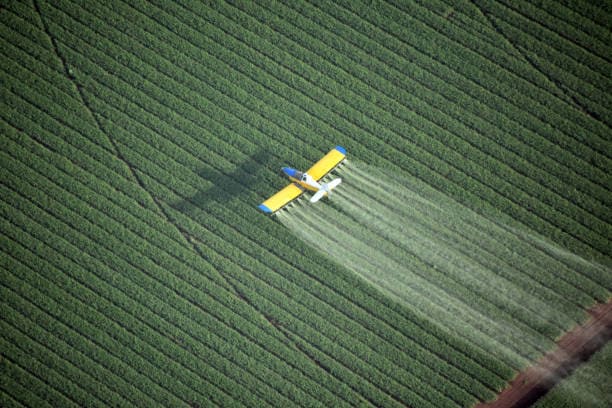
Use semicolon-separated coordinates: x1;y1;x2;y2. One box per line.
533;342;612;408
118;0;608;256
305;193;555;364
21;2;512;392
0;64;137;193
71;71;508;405
85;85;514;383
89;101;488;405
152;158;513;389
44;0;322;173
225;274;443;408
0;2;68;76
482;14;611;127
0;114;380;404
0;125;354;404
0;64;189;254
16;0;604;258
0;188;276;407
7;0;604;388
343;174;599;328
306;0;611;158
354;165;609;303
1;230;283;408
200;245;435;407
283;0;605;161
1;139;358;407
340;0;607;152
13;0;612;276
2;237;243;408
0;353;56;408
225;0;611;217
40;0;604;226
1;66;482;404
501;0;611;63
181;208;491;406
1;88;444;404
0;69;356;404
31;0;604;374
346;166;608;312
1;122;464;406
300;0;612;199
0;278;153;407
385;0;582;121
549;0;612;45
0;327;81;408
0;121;233;303
486;0;611;87
399;0;611;97
369;0;612;172
475;0;612;101
569;0;612;28
3;2;610;406
44;0;612;262
224;0;605;249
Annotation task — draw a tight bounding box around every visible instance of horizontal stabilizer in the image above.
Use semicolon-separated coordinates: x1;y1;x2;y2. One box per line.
310;178;342;203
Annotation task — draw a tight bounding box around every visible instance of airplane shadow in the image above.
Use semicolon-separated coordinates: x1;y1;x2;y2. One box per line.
170;149;275;217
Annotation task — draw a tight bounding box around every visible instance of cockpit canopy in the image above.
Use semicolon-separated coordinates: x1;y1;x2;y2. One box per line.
282;167;310;183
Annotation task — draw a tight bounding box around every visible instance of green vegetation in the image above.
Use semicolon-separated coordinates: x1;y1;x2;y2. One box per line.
1;0;610;407
533;342;612;408
279;162;608;371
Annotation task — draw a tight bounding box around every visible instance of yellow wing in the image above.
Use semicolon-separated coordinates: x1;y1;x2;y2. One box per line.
258;183;304;213
306;146;346;181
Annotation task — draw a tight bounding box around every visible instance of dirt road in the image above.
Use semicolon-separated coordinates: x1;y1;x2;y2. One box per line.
476;300;612;408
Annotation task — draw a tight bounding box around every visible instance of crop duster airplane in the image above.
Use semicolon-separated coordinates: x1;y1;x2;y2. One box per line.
258;146;346;214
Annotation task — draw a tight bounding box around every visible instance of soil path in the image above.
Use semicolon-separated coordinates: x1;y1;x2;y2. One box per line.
475;300;612;408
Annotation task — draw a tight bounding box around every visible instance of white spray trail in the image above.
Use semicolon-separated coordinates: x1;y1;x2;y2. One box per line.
277;162;610;369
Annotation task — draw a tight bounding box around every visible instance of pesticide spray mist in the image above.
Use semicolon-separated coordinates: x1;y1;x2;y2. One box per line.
278;161;609;370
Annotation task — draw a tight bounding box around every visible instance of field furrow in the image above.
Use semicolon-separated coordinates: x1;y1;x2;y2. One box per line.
40;0;608;262
0;164;339;407
26;3;512;386
2;1;610;407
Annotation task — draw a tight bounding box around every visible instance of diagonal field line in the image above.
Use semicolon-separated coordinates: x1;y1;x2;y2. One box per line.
30;3;325;355
31;0;248;301
32;0;159;213
469;0;602;121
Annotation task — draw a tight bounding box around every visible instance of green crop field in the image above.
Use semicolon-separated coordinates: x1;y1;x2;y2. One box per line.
1;0;610;407
533;342;612;408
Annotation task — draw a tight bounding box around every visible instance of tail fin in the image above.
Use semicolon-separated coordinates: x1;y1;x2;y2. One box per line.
310;178;342;203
